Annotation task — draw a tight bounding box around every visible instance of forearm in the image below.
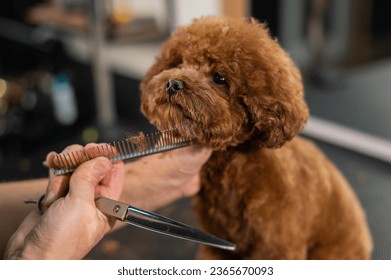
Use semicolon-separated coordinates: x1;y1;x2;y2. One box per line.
0;178;48;257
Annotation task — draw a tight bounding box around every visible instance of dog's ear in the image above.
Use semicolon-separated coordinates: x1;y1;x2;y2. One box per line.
240;21;308;148
242;92;308;148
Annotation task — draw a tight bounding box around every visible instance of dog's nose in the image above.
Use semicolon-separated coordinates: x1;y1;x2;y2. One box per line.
166;79;184;95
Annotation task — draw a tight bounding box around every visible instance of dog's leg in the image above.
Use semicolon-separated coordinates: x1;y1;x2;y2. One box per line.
245;201;309;259
307;239;372;260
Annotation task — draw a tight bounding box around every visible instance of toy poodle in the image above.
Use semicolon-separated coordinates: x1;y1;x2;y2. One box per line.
140;16;372;259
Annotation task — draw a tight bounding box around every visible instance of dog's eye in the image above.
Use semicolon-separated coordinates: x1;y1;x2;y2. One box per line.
212;73;227;85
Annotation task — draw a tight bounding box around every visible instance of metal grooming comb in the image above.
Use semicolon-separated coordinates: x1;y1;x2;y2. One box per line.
53;129;191;175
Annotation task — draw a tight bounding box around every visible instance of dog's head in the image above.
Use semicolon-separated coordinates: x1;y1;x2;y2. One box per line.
141;17;308;150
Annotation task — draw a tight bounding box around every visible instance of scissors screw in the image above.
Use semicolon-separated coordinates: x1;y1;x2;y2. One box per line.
113;205;121;213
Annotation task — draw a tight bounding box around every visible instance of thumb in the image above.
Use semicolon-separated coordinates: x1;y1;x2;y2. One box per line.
68;157;113;201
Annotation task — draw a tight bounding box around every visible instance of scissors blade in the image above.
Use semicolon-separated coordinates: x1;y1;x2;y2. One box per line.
95;197;236;251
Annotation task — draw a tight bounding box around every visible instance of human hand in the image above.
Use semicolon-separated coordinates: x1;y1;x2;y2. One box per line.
43;142;211;212
120;145;212;211
4;144;125;259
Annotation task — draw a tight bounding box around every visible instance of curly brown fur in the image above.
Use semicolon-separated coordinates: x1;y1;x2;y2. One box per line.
140;16;372;259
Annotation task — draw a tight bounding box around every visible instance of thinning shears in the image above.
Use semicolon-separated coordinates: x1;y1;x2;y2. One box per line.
95;197;236;251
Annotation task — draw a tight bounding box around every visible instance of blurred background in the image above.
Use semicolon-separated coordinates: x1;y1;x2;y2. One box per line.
0;0;390;259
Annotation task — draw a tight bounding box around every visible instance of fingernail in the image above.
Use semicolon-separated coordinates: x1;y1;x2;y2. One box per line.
42;161;48;167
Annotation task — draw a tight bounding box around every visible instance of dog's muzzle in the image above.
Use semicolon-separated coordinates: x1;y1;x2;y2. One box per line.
166;79;184;96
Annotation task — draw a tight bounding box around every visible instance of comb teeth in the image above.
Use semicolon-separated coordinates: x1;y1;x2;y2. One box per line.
54;144;117;175
53;129;191;176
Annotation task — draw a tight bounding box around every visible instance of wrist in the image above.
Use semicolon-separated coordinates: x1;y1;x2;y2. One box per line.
5;239;47;260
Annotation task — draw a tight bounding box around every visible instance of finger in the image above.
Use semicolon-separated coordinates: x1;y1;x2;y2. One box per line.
179;173;201;197
85;143;118;161
46;144;85;170
96;161;125;199
44;151;57;168
52;143;118;170
42;145;84;210
41;172;70;211
69;157;113;201
170;145;213;174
